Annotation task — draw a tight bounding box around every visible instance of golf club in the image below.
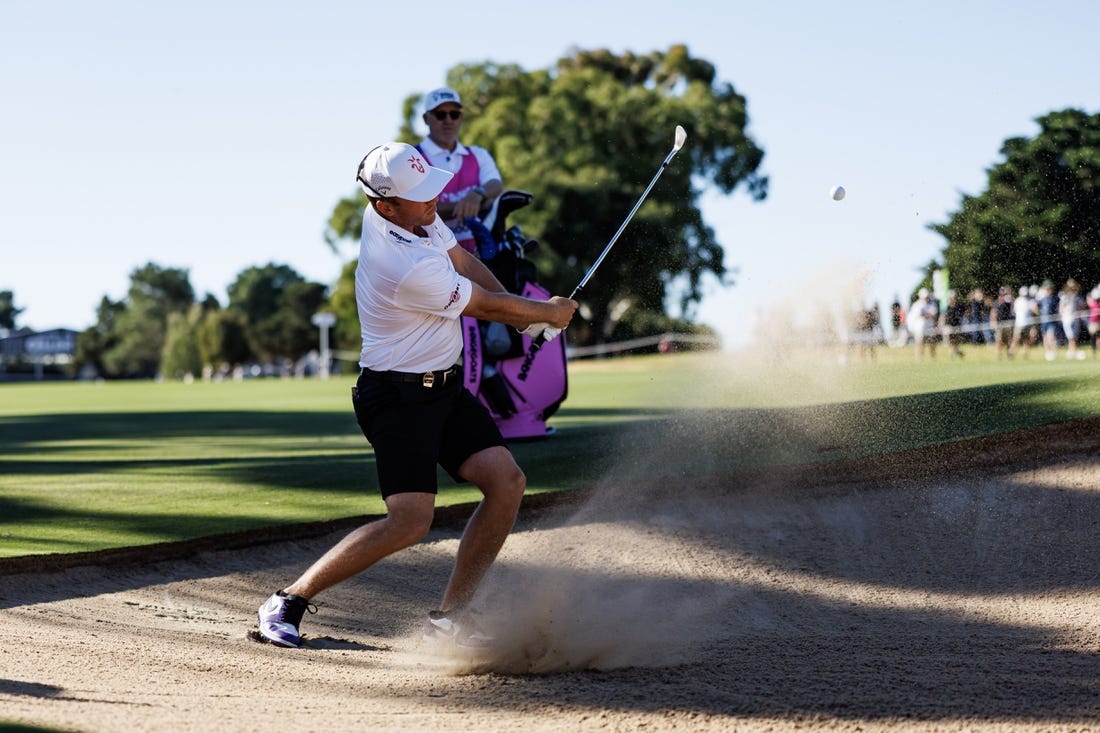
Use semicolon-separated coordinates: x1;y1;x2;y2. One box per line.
530;124;688;350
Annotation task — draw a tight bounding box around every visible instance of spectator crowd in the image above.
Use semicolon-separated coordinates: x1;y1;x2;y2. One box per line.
881;279;1100;361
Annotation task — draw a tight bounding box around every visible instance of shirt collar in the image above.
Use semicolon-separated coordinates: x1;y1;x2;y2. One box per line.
366;205;426;246
420;137;469;158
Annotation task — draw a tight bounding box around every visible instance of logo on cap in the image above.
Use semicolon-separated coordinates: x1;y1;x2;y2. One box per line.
424;87;463;112
357;142;453;202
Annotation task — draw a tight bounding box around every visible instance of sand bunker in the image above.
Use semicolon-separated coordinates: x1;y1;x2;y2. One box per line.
3;420;1100;732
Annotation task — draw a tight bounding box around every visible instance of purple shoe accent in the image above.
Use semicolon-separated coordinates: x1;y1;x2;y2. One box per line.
257;590;314;648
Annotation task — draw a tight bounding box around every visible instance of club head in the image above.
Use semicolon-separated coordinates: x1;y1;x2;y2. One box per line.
673;125;687;152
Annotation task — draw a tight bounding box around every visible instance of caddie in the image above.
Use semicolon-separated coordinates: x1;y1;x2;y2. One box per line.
415;86;503;254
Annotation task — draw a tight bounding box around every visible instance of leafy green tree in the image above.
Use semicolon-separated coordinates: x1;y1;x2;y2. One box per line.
227;263;328;362
102;298;170;378
327;260;361;355
126;262;196;313
196;307;250;373
99;263;196;378
0;290;23;330
931;108;1100;294
75;296;125;376
325;45;766;344
161;310;202;379
161;297;229;379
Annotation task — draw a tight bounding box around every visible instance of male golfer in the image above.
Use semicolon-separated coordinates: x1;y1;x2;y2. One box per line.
256;142;577;648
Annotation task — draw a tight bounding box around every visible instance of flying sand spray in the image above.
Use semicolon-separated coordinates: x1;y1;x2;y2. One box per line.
527;125;689;349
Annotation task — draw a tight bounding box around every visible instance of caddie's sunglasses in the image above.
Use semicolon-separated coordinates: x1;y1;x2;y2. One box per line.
431;110;463;121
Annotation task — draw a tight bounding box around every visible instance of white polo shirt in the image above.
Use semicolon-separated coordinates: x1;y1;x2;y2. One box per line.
356;206;473;372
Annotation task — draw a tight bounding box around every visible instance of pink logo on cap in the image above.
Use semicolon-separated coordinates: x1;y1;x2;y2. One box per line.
357;142;453;202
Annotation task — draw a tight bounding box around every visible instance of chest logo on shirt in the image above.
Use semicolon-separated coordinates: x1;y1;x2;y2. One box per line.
443;284;461;310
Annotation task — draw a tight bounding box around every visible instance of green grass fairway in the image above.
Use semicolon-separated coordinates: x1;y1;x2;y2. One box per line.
2;347;1098;559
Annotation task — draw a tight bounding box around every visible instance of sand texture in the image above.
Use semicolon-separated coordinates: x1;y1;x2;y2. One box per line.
4;419;1100;732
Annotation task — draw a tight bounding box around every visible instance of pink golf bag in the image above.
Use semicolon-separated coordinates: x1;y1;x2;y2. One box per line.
460;191;568;440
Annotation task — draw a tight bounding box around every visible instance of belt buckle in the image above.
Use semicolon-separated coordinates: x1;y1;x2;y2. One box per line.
422;371;435;388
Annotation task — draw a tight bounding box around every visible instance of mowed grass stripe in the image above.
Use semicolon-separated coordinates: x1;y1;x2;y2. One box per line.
1;349;1098;558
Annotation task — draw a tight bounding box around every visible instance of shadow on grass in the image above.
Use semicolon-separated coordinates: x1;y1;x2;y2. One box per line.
0;451;372;488
522;377;1098;490
0;492;362;542
0;409;357;448
0;378;1094;563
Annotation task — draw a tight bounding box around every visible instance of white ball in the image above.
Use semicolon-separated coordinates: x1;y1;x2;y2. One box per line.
830;185;846;201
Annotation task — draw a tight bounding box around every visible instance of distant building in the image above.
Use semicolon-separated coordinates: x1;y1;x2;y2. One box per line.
0;328;78;380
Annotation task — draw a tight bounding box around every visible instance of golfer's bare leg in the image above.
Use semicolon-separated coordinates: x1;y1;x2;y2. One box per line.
439;446;525;612
284;492;436;600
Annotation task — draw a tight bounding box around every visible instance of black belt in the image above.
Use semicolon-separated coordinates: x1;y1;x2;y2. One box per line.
360;364;458;388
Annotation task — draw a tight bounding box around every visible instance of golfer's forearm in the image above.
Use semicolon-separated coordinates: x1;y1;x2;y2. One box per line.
451;247;506;293
463;290;562;329
463;259;507;293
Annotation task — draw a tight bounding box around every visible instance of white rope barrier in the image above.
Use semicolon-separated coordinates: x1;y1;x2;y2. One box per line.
567;332;721;359
333;334;721;364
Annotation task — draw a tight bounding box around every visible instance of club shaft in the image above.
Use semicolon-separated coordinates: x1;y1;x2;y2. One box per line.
532;128;685;351
570;149;680;298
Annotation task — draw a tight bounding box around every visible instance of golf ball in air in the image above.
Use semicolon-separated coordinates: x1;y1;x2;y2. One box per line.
831;185;846;201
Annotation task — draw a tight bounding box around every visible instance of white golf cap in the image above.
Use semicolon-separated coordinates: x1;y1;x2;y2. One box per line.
356;143;453;202
423;87;463;112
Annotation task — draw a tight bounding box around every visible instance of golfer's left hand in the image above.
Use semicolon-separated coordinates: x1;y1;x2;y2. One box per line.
520;322;562;342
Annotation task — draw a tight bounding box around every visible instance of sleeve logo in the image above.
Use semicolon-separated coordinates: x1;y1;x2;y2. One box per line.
443;284;462;310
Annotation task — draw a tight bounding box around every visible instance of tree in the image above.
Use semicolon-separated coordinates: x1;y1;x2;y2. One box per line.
161;297;228;380
75;296;125;377
227;263;328;362
930;108;1100;295
327;260;361;355
0;290;23;330
325;45;767;345
98;263;196;378
195;307;250;374
161;310;202;380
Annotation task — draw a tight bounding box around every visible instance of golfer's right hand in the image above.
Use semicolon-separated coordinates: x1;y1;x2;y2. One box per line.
546;296;579;329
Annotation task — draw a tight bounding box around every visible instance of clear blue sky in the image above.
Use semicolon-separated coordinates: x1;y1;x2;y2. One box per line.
3;1;1098;348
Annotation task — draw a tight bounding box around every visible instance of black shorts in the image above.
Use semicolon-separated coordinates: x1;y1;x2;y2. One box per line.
351;368;506;498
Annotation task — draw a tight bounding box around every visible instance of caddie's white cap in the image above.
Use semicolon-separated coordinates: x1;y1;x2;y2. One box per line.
423;87;463;112
356;143;453;202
